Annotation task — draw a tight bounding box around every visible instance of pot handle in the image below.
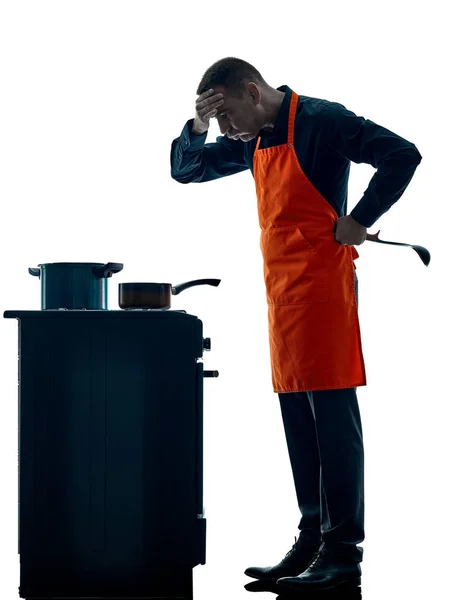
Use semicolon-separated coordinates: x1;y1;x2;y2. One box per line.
172;279;221;295
28;267;41;278
92;262;124;279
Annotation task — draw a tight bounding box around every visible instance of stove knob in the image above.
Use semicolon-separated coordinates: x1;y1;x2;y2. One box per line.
203;337;211;351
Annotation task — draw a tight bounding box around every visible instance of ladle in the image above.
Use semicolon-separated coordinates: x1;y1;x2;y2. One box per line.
366;230;430;266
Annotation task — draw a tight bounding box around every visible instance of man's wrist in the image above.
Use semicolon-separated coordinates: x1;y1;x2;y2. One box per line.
191;119;208;136
349;214;367;229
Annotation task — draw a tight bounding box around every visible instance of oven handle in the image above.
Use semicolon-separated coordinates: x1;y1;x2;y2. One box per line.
203;370;219;377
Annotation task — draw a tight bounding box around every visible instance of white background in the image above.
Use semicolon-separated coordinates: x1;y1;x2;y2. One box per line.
0;1;447;599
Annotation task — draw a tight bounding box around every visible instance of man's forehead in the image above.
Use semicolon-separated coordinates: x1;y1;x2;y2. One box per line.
213;87;240;116
214;88;231;116
213;84;227;95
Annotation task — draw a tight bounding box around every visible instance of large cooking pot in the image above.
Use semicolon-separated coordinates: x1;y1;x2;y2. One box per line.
29;262;123;310
119;279;221;310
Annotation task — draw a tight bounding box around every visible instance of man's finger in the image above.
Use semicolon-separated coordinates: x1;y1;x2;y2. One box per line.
197;89;215;101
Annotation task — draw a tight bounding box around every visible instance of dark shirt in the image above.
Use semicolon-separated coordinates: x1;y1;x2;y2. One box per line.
170;85;422;228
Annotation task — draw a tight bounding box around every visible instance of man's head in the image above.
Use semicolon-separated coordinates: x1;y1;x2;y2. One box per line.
196;57;285;142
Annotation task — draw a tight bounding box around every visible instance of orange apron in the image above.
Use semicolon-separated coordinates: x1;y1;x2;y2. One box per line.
253;90;367;393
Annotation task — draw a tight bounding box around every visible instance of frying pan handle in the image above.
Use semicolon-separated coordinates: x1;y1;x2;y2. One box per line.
172;279;221;295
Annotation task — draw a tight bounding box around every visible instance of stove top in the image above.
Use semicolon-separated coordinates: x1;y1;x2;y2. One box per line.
3;309;197;320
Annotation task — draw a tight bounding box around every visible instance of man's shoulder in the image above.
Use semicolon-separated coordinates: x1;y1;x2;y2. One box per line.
295;95;356;136
297;94;347;117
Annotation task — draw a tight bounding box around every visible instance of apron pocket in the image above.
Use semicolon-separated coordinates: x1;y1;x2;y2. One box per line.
260;226;329;305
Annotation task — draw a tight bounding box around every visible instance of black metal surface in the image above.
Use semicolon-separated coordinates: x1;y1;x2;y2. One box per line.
118;282;173;310
119;279;221;310
7;311;209;599
4;310;194;320
27;262;124;310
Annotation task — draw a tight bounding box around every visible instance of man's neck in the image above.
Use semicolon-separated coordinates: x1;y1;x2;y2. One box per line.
261;89;286;131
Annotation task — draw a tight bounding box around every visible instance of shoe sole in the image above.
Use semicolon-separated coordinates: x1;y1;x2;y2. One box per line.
245;571;297;581
322;575;362;589
244;571;279;581
277;574;362;591
244;564;311;581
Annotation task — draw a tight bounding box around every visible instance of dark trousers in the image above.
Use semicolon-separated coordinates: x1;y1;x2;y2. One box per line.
278;269;364;562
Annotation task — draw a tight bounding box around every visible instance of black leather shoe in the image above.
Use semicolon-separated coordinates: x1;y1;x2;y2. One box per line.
244;536;321;581
276;545;362;591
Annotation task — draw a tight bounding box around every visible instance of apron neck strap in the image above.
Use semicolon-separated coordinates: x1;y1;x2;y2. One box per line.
288;91;299;146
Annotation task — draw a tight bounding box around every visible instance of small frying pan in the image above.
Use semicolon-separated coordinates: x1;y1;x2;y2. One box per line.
119;278;221;310
366;230;431;266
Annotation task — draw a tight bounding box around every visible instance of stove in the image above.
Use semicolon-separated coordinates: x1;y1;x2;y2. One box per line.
3;308;218;599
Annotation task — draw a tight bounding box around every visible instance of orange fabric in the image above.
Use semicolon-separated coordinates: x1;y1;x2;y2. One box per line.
253;91;366;393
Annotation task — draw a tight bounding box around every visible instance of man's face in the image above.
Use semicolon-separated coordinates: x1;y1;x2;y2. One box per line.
212;84;262;143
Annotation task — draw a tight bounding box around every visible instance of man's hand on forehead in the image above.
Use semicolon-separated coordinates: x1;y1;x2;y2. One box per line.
193;89;225;134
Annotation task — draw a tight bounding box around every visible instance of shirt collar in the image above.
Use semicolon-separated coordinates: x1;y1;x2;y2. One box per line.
268;85;291;135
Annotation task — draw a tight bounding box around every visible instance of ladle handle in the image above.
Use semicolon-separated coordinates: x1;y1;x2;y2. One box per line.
367;230;411;248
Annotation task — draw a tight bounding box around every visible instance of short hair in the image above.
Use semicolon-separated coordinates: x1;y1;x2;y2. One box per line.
196;57;266;97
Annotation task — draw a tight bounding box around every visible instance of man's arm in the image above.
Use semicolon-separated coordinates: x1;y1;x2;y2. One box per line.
170;118;249;183
322;102;422;228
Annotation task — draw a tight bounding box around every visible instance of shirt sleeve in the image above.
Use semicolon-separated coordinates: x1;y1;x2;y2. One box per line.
170;118;249;183
322;102;422;228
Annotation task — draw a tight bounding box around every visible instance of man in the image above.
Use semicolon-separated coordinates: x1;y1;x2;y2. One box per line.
170;57;422;592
